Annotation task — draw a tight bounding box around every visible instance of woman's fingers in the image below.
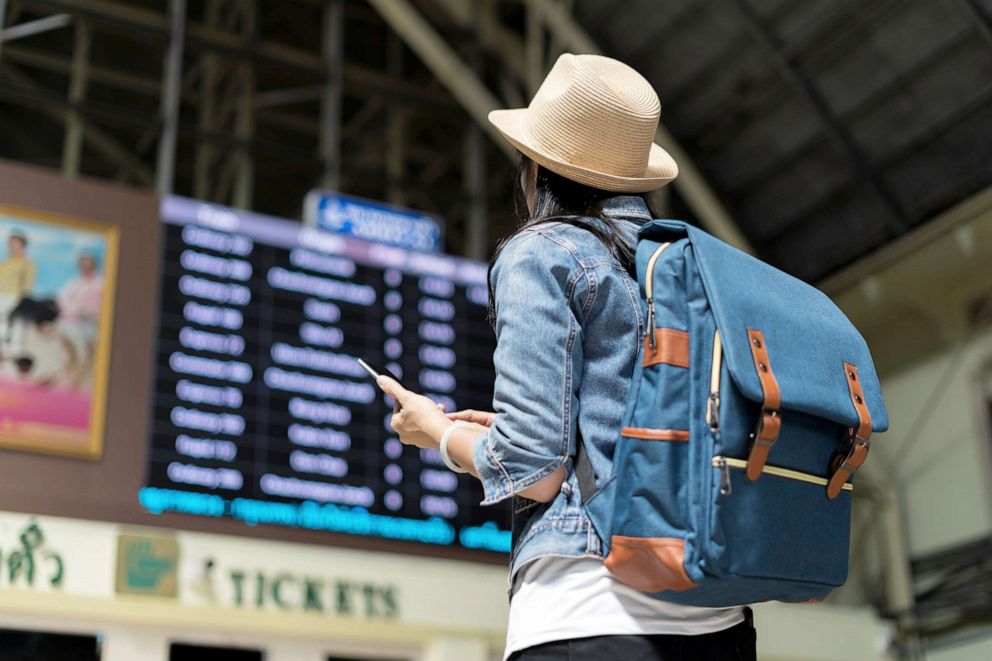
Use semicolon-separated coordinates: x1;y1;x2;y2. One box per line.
447;409;484;423
447;409;496;426
376;375;409;406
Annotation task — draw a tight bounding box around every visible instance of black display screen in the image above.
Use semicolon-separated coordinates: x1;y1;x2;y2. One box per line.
140;196;509;553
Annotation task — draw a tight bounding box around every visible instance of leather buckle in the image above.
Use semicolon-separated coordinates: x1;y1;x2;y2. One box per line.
836;434;870;473
828;362;873;500
752;408;780;444
746;408;780;481
745;329;782;482
827;434;870;500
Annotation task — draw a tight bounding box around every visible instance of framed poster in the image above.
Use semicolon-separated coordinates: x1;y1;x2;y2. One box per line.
0;206;118;458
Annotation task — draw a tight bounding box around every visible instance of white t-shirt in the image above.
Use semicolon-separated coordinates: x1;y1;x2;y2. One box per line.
504;556;744;660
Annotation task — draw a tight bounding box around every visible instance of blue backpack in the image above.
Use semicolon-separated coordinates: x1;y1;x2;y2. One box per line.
577;219;888;607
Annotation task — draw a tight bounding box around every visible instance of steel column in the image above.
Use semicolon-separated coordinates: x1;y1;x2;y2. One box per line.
0;0;8;63
545;0;574;69
232;0;255;209
464;2;487;261
61;17;89;177
385;32;405;206
319;0;343;191
525;0;543;96
194;0;222;200
156;0;185;195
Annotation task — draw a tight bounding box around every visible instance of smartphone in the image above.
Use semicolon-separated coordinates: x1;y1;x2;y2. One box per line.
357;358;402;383
357;358;404;410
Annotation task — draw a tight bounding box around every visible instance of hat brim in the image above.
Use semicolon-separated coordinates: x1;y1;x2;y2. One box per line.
488;108;678;193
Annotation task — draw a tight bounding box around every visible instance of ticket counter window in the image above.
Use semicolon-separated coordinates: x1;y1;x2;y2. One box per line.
0;628;100;660
170;643;263;661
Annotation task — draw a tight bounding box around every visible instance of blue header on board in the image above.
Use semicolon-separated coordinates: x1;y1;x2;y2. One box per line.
305;190;443;253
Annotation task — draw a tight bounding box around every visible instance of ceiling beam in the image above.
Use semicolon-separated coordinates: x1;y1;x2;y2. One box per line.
0;62;153;184
730;0;910;237
0;12;71;42
528;0;753;252
24;0;458;108
430;0;527;83
818;184;992;296
959;0;992;55
365;0;514;158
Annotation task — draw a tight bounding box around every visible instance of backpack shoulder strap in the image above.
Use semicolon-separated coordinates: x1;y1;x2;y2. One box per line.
574;431;597;503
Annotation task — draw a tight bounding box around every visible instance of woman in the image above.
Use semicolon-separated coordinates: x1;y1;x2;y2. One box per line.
379;54;756;660
56;251;105;387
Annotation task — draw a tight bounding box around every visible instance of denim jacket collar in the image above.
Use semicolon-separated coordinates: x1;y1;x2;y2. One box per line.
599;195;653;224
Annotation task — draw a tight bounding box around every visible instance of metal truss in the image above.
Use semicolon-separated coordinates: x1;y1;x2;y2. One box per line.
0;0;485;247
0;0;751;256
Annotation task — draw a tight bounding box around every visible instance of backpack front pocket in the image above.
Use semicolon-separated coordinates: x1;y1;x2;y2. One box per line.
706;455;852;588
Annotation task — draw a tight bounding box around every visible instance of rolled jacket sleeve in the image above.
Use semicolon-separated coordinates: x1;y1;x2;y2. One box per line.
473;232;589;505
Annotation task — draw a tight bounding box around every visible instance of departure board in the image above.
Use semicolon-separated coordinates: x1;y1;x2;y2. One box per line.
140;196;510;553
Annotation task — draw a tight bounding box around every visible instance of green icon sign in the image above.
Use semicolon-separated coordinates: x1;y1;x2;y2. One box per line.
116;534;179;598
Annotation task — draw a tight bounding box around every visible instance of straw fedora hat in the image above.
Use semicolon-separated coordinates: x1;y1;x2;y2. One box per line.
489;53;678;193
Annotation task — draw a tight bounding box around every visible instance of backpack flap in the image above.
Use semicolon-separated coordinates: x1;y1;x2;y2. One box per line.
640;220;888;498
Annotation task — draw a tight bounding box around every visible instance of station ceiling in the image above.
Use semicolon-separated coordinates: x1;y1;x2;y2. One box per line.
0;0;989;283
574;0;992;280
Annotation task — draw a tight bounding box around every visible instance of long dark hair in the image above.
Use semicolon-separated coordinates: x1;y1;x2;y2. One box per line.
487;155;646;324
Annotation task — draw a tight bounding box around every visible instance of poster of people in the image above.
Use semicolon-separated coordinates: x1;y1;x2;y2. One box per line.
0;206;118;458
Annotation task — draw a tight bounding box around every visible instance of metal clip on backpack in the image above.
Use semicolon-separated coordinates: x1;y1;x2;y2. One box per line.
579;220;888;607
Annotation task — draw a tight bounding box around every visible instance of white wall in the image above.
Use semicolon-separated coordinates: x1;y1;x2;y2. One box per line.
752;603;891;661
925;629;992;661
827;199;992;654
875;328;992;556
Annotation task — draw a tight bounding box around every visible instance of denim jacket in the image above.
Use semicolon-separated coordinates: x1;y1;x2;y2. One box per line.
473;195;651;588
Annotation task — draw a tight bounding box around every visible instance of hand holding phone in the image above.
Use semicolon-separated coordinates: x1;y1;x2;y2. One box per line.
359;357;460;450
357;358;405;410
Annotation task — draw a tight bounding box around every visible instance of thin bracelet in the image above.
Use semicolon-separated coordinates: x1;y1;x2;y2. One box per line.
440;422;475;474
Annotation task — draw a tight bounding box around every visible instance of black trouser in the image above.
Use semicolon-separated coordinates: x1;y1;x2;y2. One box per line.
508;607;756;661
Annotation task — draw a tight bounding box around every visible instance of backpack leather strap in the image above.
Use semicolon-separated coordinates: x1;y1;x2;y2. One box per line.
745;328;781;481
827;362;872;500
643;328;690;368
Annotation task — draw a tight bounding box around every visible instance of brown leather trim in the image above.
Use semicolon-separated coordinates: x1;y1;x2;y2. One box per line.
745;436;773;482
621;427;690;442
844;361;872;442
746;328;781;410
827;362;873;500
745;328;782;481
643;328;690;368
605;536;697;592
